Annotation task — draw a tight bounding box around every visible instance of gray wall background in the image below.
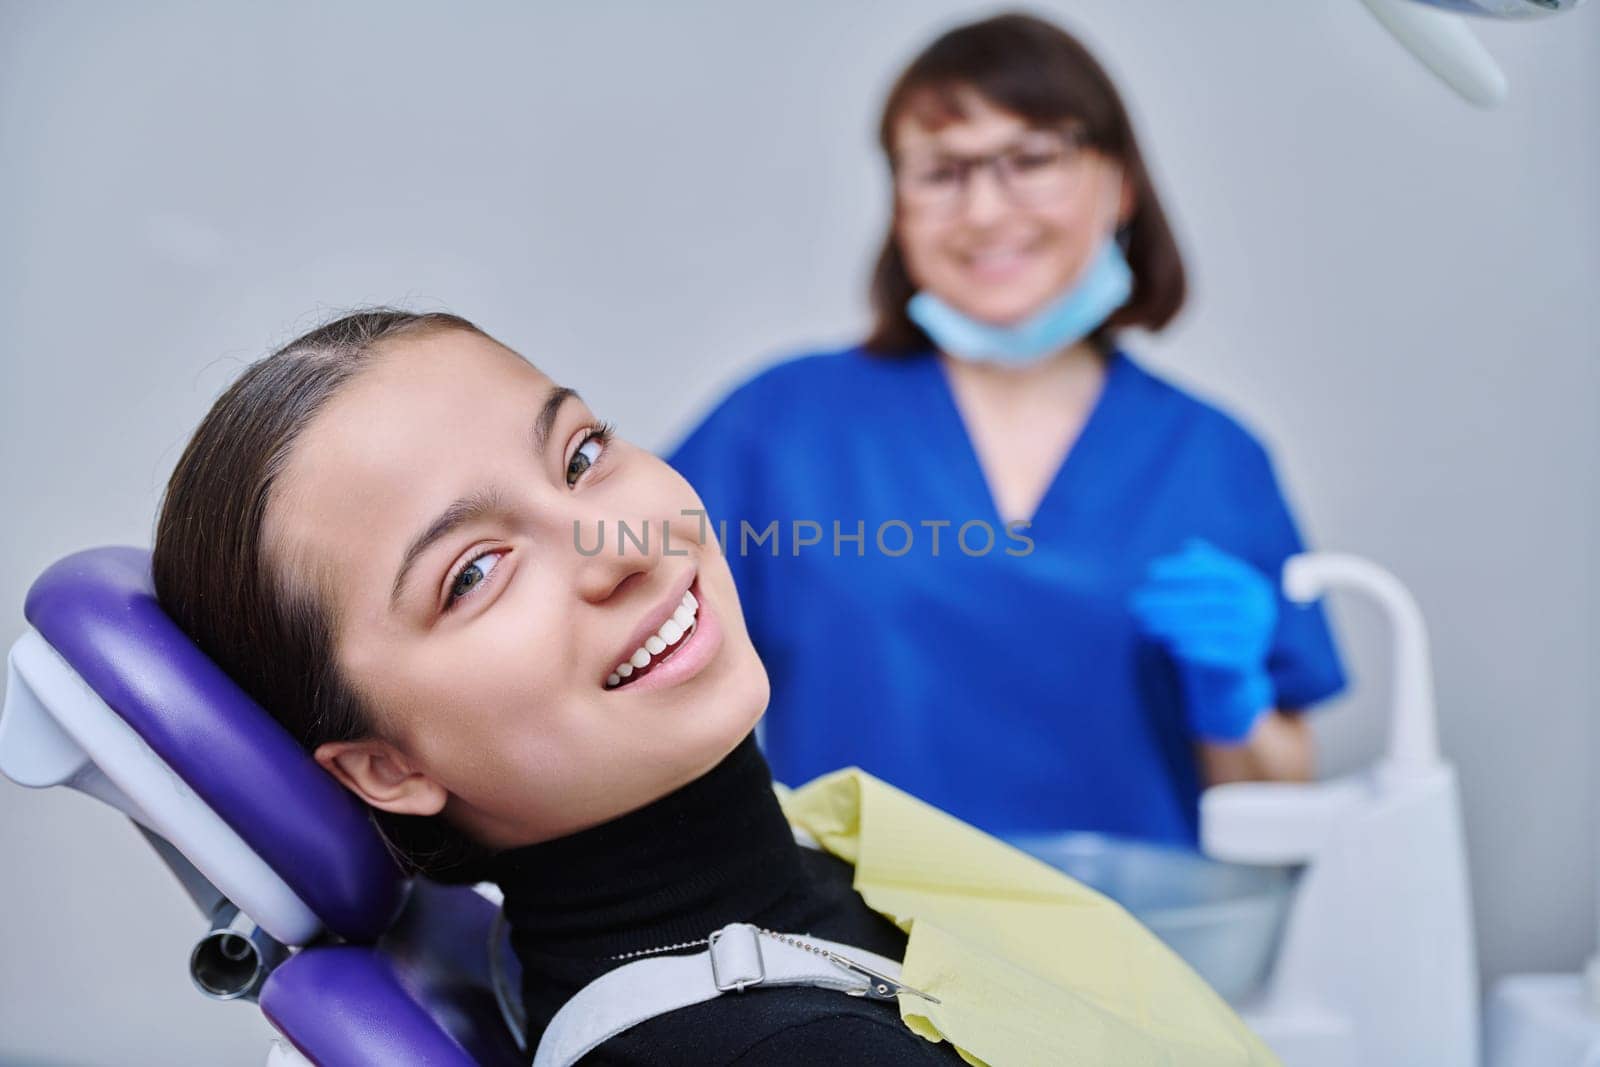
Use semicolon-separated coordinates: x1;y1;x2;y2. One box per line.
1;2;1595;1062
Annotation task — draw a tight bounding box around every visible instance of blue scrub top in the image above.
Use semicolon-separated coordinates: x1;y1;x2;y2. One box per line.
667;345;1346;845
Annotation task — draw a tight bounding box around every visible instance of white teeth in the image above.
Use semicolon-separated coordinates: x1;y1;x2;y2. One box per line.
605;586;702;688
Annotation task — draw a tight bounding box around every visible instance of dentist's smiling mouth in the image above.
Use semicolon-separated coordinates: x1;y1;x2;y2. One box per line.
959;238;1043;278
604;581;700;690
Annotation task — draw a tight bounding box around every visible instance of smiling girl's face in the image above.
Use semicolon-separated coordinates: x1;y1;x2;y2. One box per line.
262;328;768;849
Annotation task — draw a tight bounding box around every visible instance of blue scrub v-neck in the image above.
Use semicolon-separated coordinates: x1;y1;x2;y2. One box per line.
917;348;1129;531
667;345;1345;845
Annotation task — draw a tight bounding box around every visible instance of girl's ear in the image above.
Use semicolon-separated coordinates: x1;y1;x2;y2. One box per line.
313;739;448;817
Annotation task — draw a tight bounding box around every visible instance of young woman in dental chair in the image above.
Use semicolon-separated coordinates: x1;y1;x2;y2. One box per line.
151;310;1275;1066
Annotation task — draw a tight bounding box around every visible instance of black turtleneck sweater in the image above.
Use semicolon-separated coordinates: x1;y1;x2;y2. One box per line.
491;734;966;1066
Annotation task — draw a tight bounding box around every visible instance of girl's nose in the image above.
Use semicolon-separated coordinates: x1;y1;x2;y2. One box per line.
572;518;661;605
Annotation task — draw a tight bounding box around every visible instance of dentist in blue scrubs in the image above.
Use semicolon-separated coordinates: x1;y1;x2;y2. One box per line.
668;14;1346;845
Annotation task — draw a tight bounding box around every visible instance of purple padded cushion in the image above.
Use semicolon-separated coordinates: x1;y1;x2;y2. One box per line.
262;948;480;1067
261;883;525;1067
24;546;403;941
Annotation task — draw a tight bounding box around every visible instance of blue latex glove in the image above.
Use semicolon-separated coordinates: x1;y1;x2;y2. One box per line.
1129;538;1278;744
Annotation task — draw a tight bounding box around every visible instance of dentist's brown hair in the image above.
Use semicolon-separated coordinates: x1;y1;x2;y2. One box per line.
867;12;1187;354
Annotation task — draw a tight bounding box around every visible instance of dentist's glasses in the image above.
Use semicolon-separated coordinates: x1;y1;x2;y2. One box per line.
893;126;1089;216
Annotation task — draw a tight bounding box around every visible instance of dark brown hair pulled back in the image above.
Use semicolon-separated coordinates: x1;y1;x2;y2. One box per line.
152;308;491;881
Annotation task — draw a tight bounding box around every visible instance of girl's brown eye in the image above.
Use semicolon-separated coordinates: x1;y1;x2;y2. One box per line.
447;550;502;608
451;564;486;599
566;430;608;488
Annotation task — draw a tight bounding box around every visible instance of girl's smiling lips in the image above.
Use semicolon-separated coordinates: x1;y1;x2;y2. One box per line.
602;571;722;693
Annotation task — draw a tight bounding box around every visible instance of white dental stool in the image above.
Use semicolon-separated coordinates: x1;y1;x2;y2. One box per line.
1203;553;1480;1067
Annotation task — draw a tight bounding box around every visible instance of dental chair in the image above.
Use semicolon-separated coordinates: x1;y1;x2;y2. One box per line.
1202;553;1480;1067
0;545;1483;1066
0;547;528;1065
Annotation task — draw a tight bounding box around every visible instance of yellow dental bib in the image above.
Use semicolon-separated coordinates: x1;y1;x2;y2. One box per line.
778;770;1282;1067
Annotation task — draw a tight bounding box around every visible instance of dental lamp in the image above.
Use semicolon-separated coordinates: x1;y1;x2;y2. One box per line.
1361;0;1588;106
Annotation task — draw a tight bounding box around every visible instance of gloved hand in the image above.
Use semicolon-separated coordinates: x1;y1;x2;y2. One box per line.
1129;538;1278;744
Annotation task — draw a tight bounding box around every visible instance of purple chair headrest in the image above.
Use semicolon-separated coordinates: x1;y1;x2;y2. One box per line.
25;546;404;941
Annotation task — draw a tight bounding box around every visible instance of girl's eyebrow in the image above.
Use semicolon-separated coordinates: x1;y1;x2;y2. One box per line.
533;386;579;452
388;385;579;612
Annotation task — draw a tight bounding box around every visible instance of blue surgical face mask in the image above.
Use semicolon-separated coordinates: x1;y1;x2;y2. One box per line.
906;236;1134;366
